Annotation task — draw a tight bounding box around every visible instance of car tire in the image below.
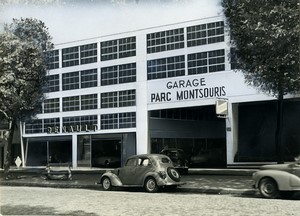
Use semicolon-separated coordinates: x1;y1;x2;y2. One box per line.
102;177;112;191
259;178;279;199
167;167;180;182
144;177;158;193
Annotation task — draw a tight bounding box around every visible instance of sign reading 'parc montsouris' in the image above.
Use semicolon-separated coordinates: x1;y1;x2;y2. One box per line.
149;77;226;103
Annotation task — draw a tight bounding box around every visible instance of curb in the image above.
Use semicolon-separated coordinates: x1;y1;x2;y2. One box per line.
0;180;257;196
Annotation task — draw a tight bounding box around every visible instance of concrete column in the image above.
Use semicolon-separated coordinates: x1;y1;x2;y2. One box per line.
72;134;77;168
135;32;149;154
226;102;238;165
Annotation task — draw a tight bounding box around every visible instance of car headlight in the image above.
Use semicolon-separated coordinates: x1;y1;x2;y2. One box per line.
159;171;167;179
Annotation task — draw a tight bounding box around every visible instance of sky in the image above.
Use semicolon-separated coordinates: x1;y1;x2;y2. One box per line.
0;0;222;45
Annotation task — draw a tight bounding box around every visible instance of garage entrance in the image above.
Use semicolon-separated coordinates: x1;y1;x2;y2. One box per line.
150;106;226;168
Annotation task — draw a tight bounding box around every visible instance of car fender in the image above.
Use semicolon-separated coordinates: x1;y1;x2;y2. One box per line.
100;172;123;187
254;170;300;191
143;172;165;186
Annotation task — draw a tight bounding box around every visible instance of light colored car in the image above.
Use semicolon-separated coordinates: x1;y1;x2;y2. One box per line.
99;154;185;192
252;157;300;199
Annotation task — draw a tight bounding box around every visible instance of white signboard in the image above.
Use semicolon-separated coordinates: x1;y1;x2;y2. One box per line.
147;72;258;105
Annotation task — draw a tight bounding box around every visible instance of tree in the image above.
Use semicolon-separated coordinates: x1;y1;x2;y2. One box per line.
0;18;53;177
222;0;300;163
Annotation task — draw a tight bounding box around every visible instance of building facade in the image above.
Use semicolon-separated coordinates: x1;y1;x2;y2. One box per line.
20;15;300;168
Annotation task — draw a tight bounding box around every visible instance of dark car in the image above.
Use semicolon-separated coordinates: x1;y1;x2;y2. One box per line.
252;156;300;199
100;154;185;192
160;148;189;174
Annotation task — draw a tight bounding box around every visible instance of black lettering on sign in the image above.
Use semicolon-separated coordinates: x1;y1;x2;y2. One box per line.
151;92;172;102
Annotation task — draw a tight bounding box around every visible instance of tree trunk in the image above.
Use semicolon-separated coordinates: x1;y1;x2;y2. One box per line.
3;118;16;179
275;93;284;164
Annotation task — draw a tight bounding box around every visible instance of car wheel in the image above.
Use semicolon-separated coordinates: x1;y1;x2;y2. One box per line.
259;178;279;199
167;167;180;182
144;177;158;193
102;177;112;191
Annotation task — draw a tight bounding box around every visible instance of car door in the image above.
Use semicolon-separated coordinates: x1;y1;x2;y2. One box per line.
118;157;137;185
133;157;152;186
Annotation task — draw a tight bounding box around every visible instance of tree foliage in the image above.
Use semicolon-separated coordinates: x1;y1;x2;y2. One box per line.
222;0;300;97
0;18;53;122
0;18;53;173
222;0;300;163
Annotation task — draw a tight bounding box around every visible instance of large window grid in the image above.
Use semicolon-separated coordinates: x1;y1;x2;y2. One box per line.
101;63;136;86
101;66;118;86
101;36;136;61
207;21;225;44
80;43;97;65
62;43;98;68
63;115;98;129
101;113;118;129
44;98;60;113
188;49;225;75
101;90;136;108
101;92;118;108
208;49;225;72
25;119;43;134
44;118;60;133
63;94;98;111
101;112;136;130
81;94;98;110
187;21;224;47
119;37;136;58
119;63;136;84
119;112;136;128
81;69;98;88
147;55;185;80
119;90;136;107
62;72;79;91
46;74;60;92
147;28;184;54
62;46;79;67
63;96;80;112
47;50;59;70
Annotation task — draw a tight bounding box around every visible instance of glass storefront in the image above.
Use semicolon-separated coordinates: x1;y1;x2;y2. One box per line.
26;136;72;166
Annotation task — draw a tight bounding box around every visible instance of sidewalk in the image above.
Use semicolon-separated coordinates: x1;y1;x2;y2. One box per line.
0;168;258;196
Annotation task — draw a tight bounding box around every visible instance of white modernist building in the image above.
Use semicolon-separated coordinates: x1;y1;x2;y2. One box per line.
21;15;300;168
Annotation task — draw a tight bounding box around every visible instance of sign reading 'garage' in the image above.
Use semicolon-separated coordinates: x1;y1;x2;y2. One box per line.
149;77;226;103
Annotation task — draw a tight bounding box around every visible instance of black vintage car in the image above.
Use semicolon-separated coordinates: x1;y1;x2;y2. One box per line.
160;148;189;174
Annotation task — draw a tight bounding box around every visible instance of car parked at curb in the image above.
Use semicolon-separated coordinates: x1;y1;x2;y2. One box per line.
99;154;185;192
160;148;189;174
252;156;300;199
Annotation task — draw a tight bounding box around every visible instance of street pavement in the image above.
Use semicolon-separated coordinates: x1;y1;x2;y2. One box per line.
0;167;258;196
